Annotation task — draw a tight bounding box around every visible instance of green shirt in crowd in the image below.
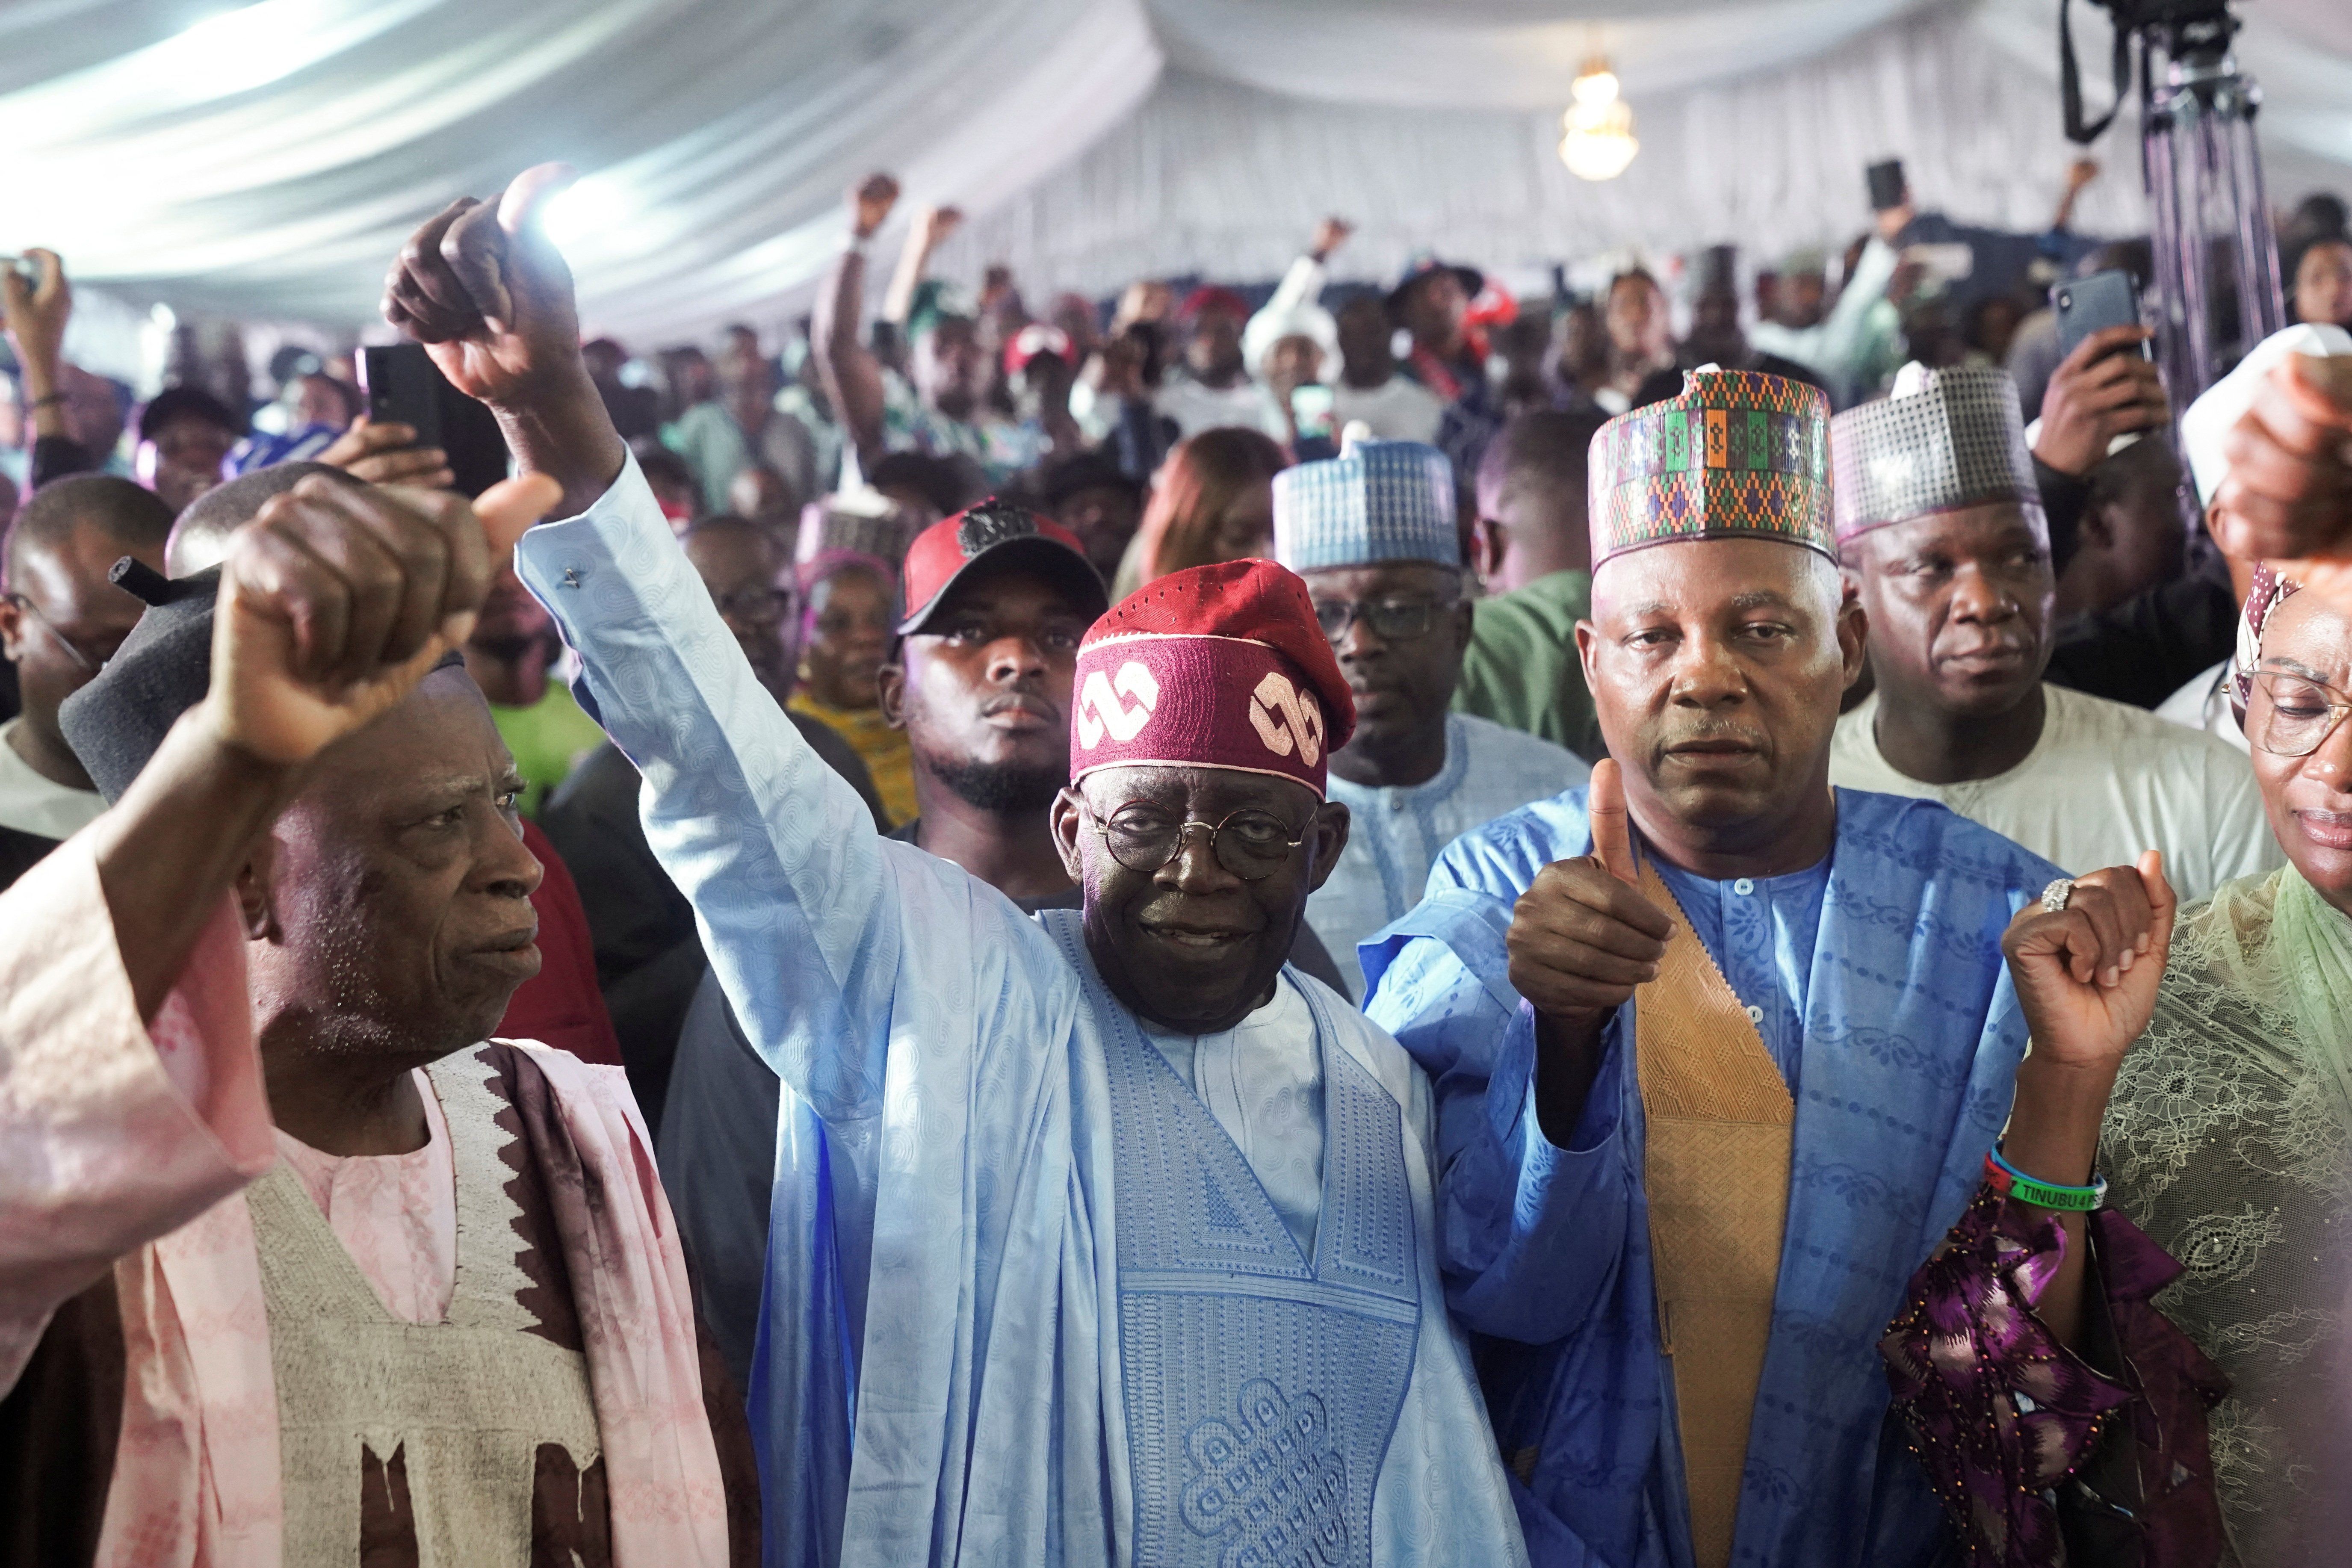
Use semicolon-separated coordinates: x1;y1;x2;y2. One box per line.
1451;569;1603;764
491;680;609;817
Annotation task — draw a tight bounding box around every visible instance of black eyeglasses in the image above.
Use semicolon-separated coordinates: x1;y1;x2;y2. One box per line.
1;594;100;673
2250;670;2352;758
1082;799;1312;881
1312;592;1458;644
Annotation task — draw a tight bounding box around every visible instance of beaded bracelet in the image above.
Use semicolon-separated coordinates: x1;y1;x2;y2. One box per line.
1984;1144;2106;1212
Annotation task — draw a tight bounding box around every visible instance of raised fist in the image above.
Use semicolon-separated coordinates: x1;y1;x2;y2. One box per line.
851;173;902;240
203;472;560;765
0;248;71;378
382;163;582;408
2213;354;2352;578
2000;853;2175;1077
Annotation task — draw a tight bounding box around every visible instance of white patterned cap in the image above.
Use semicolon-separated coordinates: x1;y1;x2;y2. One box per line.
1829;363;2042;543
1271;439;1458;573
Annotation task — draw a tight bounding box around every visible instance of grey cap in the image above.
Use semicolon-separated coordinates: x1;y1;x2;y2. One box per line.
1830;363;2042;545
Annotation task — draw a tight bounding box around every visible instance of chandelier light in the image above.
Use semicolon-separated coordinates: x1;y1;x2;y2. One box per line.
1560;56;1638;182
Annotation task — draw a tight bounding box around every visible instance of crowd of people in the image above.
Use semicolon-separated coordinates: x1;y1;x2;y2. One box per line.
3;146;2352;1568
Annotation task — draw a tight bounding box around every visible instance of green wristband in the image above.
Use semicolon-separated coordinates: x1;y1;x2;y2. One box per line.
1986;1145;2106;1212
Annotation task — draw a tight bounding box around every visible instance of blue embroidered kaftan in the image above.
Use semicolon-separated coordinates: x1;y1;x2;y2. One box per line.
1361;784;2060;1568
513;458;1527;1568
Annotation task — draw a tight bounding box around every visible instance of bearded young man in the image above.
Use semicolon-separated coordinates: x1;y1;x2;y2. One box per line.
1361;369;2128;1568
384;164;1527;1568
0;469;758;1565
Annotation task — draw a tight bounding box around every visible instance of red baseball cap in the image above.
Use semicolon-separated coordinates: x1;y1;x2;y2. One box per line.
897;499;1109;637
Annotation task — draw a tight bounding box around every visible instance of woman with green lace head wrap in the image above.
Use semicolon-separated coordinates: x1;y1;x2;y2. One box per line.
2092;573;2352;1562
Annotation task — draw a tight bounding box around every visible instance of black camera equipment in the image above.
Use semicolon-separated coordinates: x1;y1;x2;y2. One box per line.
2059;0;2285;408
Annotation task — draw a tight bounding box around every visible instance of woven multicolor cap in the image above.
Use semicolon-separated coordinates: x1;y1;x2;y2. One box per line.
1587;367;1834;567
1830;363;2041;544
1271;439;1458;573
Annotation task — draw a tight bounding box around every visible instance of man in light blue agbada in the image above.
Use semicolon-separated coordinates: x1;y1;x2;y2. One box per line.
1271;437;1587;998
382;165;1528;1568
1363;368;2064;1568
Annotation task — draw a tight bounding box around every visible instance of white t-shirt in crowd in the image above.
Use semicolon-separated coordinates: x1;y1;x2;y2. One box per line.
1829;682;2281;902
0;717;104;843
1331;377;1446;445
1153;375;1283;441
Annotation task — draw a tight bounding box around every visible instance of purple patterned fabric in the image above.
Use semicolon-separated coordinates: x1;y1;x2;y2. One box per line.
1881;1184;2230;1566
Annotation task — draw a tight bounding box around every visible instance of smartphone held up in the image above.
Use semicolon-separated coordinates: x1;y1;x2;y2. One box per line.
357;343;510;499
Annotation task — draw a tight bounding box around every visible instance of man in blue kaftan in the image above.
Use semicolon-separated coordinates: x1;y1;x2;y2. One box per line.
1363;367;2063;1568
381;167;1528;1568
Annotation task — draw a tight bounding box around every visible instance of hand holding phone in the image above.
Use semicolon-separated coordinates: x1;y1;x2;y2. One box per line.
2034;321;2168;477
358;343;510;498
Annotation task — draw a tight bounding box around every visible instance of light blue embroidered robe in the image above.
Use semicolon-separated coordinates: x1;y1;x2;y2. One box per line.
513;458;1528;1568
1360;784;2061;1568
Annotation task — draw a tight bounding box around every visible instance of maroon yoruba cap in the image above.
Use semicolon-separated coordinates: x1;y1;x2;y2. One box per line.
898;499;1107;636
1070;559;1356;797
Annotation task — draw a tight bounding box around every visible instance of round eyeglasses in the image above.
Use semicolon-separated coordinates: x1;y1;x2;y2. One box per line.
1082;800;1311;881
2249;670;2352;758
1311;592;1457;644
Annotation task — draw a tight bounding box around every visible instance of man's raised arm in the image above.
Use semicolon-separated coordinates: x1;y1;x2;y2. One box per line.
381;164;915;1125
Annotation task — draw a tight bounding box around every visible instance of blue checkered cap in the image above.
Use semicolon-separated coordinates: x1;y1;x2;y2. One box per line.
1271;440;1459;572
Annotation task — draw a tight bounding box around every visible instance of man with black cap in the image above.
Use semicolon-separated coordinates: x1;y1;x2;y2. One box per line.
384;162;1528;1568
0;475;173;886
0;467;761;1564
1392;251;1507;478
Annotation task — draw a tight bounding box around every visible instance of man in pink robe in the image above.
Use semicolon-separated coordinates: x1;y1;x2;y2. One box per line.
0;465;756;1565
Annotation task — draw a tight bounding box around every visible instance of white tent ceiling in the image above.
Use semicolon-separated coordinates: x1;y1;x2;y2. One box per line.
3;0;2348;347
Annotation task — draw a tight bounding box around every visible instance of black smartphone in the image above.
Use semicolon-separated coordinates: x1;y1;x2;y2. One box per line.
2053;269;2145;360
357;344;509;498
1866;159;1907;213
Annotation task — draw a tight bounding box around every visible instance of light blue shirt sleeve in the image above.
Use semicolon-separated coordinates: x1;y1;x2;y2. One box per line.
1366;924;1633;1344
512;455;926;1126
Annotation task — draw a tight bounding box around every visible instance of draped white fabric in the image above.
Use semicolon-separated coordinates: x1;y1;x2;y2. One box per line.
1;0;2346;342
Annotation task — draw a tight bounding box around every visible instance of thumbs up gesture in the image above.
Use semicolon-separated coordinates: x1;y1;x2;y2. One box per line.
1505;759;1677;1038
381;162;583;408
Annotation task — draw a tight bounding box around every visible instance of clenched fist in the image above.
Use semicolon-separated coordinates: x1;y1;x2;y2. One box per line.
2001;852;2176;1078
203;472;561;766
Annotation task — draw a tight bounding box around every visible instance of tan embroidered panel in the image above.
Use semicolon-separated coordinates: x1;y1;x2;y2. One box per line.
1635;861;1795;1568
250;1052;602;1567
